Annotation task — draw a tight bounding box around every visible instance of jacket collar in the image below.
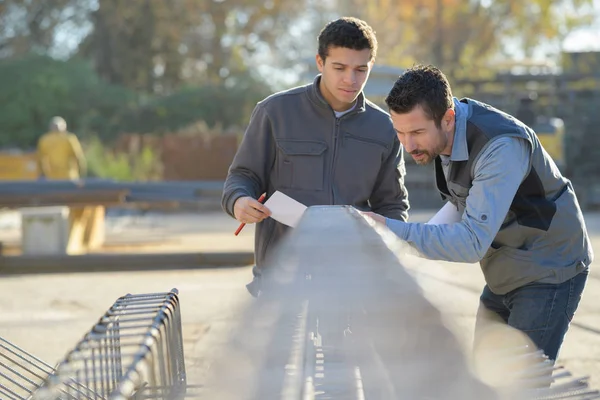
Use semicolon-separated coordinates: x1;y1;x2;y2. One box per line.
308;74;366;114
449;97;472;162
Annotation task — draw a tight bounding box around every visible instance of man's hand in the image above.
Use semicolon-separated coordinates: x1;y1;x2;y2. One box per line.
360;211;386;224
234;196;272;224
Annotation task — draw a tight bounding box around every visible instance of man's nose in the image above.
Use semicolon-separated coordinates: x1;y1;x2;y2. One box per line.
343;70;356;84
401;135;416;153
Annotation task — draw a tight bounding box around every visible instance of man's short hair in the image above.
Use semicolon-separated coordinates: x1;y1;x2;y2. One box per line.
385;65;454;128
317;17;378;61
49;116;67;132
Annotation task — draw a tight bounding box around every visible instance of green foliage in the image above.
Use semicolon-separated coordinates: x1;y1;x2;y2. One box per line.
77;0;306;91
0;55;271;146
116;72;271;136
84;136;162;181
0;0;91;59
0;54;137;148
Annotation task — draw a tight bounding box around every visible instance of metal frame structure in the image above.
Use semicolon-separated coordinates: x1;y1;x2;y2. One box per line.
0;336;61;399
1;289;191;400
201;206;599;399
35;289;185;400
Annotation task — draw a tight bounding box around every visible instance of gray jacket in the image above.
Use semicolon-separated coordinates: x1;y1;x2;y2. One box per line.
222;75;409;273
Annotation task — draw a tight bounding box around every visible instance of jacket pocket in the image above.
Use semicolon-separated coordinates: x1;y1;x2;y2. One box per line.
276;140;327;191
335;133;388;198
480;246;554;294
343;132;389;149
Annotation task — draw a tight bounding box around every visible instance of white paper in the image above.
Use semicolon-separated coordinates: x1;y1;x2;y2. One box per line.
263;191;307;228
426;201;463;225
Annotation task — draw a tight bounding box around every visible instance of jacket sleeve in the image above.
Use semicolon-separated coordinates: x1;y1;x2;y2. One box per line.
36;137;46;177
68;133;87;177
222;103;276;218
368;135;410;221
385;138;530;263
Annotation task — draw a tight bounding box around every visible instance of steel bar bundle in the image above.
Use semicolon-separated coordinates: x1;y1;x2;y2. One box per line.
0;180;223;208
200;205;598;400
32;289;186;400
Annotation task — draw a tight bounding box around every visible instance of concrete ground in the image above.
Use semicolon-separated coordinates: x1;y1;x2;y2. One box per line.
0;208;599;392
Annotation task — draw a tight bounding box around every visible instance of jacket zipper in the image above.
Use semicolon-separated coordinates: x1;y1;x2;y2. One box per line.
330;106;362;204
331;117;341;204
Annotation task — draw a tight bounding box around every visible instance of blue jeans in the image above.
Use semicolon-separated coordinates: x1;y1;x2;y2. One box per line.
474;270;588;361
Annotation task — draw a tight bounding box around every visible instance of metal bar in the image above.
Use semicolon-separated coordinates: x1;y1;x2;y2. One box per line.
0;383;24;400
0;180;224;210
0;252;254;274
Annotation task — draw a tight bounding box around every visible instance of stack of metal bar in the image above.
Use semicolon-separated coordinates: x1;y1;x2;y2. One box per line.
200;205;598;400
0;180;224;209
28;289;190;400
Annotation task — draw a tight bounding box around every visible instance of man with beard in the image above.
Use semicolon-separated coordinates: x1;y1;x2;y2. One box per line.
365;64;592;363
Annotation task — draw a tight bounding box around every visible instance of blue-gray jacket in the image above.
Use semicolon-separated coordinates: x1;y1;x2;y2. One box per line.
388;98;592;294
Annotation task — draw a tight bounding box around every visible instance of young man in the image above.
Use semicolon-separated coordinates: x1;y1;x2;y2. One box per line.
222;17;410;296
366;65;592;362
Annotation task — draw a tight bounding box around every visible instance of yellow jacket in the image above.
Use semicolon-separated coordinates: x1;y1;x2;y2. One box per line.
37;131;87;180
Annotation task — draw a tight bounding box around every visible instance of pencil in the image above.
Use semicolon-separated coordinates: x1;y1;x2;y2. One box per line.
234;193;267;236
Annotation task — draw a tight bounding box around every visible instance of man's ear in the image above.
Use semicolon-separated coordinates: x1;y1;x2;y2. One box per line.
316;54;324;73
443;108;456;131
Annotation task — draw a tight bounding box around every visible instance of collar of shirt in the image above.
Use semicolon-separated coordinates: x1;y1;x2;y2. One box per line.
450;97;472;162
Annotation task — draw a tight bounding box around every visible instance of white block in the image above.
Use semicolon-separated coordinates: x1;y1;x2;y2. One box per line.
20;207;70;255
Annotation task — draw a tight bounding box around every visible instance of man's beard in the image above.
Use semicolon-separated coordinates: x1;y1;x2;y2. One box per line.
410;137;446;165
410;150;435;165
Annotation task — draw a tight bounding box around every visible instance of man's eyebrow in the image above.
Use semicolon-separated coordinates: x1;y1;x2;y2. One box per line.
394;128;425;134
331;62;369;68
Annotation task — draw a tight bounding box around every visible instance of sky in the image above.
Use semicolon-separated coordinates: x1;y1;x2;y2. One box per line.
564;28;600;52
562;0;600;52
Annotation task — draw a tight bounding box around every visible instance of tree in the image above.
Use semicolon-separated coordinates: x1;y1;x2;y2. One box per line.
0;0;90;59
0;54;136;148
77;0;309;94
333;0;594;80
0;53;270;147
